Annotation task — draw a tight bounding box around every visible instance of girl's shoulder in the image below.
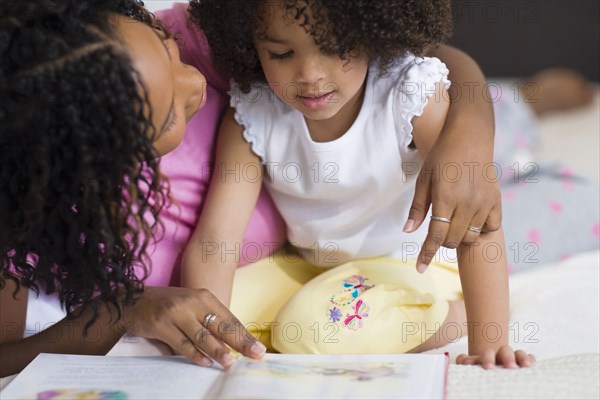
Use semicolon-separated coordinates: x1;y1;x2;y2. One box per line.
368;54;450;116
367;55;451;145
370;54;450;92
228;81;292;163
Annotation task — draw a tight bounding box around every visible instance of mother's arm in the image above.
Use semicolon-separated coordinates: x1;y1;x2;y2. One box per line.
0;282;266;377
408;45;502;272
0;280;122;377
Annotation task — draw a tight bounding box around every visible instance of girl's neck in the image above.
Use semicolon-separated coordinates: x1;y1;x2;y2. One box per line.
304;80;367;143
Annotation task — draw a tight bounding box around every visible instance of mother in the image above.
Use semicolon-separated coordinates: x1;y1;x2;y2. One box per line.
0;0;269;377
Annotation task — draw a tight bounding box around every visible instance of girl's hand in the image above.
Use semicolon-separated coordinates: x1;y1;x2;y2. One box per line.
405;132;503;272
119;286;266;368
456;346;536;369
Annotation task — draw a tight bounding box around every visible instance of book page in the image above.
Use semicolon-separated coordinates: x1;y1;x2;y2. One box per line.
0;354;222;400
214;353;447;400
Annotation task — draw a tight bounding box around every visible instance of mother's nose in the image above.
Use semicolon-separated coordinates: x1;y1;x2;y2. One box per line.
180;63;207;121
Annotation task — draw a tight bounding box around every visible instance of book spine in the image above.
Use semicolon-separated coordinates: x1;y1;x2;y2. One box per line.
442;352;450;400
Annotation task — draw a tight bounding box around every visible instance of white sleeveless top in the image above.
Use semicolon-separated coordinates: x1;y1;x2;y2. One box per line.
230;55;450;267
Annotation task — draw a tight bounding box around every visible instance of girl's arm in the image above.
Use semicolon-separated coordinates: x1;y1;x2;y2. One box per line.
456;230;534;368
0;283;266;377
409;45;502;271
181;108;263;306
457;230;509;356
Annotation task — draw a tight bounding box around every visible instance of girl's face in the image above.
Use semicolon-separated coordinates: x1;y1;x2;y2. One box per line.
254;3;368;131
115;16;207;156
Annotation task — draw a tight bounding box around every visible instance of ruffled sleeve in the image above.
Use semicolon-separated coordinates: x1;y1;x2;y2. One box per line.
392;56;451;149
228;81;274;163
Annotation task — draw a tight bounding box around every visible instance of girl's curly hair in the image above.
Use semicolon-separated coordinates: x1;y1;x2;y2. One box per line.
0;0;168;327
190;0;452;92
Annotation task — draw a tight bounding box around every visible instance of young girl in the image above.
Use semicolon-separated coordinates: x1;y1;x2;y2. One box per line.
183;0;534;368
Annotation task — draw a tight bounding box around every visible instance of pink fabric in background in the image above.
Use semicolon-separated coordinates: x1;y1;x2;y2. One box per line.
141;4;286;286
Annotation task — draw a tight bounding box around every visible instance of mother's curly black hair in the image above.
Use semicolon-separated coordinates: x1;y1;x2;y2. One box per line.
190;0;452;92
0;0;168;326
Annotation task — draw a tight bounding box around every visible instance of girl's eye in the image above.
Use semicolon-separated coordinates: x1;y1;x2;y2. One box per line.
268;51;293;60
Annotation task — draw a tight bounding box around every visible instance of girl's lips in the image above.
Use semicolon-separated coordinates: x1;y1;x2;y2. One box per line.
299;91;335;110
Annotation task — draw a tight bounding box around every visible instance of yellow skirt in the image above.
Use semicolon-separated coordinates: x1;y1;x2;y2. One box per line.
230;251;462;354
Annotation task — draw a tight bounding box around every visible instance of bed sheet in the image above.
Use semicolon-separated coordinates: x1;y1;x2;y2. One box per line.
424;249;599;361
535;87;600;184
110;250;600;399
79;250;590;397
105;250;600;399
442;249;599;399
2;250;598;397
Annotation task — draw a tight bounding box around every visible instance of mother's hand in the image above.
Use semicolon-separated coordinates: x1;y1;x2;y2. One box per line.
404;134;502;273
119;286;266;368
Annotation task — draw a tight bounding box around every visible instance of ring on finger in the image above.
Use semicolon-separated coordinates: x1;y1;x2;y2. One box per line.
467;225;483;233
430;215;452;224
202;312;218;326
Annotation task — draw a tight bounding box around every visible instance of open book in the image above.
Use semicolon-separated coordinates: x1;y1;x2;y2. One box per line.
1;353;449;399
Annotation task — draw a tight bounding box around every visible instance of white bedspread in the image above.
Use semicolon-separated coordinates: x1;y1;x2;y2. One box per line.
108;250;600;399
427;249;600;361
441;250;600;399
447;353;599;399
2;252;598;398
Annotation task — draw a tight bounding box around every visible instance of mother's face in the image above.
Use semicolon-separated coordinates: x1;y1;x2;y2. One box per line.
115;16;206;156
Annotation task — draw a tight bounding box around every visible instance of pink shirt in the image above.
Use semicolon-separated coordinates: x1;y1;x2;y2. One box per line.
142;5;285;286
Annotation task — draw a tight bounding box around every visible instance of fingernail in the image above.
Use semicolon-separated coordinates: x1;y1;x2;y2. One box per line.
417;263;428;274
250;342;267;358
221;353;236;368
199;357;213;367
403;219;415;233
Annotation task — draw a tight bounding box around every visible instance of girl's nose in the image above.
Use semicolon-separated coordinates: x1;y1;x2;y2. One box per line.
295;55;326;86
